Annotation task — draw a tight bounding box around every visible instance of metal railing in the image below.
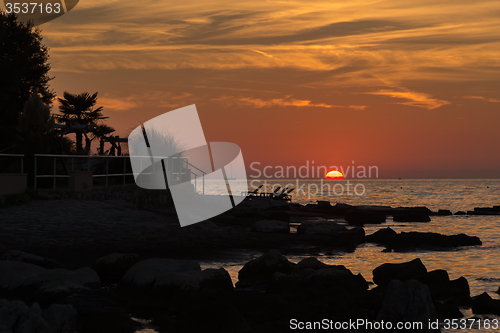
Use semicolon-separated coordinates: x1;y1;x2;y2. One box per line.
0;154;24;174
33;154;206;193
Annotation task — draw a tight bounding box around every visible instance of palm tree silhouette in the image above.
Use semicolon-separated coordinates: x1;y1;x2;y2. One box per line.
56;92;107;153
91;124;115;155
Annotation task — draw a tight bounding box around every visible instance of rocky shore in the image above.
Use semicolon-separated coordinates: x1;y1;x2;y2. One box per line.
0;195;497;332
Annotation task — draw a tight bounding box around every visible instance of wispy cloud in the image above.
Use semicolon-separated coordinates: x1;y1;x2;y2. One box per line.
367;89;450;109
239;96;366;109
464;95;500;103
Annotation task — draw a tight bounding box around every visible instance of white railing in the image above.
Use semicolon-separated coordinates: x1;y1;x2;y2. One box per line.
0;154;24;174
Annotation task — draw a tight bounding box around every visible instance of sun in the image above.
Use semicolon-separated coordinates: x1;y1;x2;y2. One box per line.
326;170;344;179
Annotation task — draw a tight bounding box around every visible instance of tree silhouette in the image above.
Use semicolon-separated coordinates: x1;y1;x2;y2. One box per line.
91;124;115;155
56;92;107;153
0;12;54;150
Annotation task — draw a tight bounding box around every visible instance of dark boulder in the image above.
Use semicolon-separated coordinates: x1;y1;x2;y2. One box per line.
373;258;427;286
61;290;136;333
472;292;500;315
118;258;232;308
365;227;397;244
236;250;295;288
417;270;471;306
437;209;453;216
0;261;101;303
94;253;139;282
251;220;289;234
345;210;386;225
393;213;431;222
376;280;438;332
454;211;466;215
174;296;250;333
297;222;345;235
2;250;63;269
317;200;331;208
385;232;481;250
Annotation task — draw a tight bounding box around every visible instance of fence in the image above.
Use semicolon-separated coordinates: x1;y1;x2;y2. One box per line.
0;154;24;174
32;154;205;193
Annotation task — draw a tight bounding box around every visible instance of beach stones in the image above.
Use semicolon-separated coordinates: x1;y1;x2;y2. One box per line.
373;258;428;286
251;220;290;234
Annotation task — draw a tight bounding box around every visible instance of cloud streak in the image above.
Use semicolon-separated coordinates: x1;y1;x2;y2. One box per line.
367;89;450;109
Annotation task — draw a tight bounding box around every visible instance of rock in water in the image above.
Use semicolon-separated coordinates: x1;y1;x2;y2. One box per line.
251;220;290;234
373;258;427;286
345;210;386;225
236;250;295;288
393;213;431;222
365;227;397;244
376;280;438;332
472;292;500;315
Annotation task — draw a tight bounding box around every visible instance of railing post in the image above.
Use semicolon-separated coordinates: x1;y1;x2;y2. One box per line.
34;155;37;190
21;156;24;174
53;156;56;189
123;157;126;185
105;157;109;187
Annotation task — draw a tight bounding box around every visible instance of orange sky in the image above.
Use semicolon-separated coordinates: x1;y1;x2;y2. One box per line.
33;0;500;178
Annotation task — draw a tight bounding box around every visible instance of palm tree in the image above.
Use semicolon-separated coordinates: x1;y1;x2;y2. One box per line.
56;92;107;153
91;124;115;155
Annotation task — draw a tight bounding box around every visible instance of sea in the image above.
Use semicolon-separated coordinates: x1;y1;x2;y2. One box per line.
140;179;500;332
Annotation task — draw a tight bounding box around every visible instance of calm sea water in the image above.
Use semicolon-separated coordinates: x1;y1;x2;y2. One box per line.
139;179;500;332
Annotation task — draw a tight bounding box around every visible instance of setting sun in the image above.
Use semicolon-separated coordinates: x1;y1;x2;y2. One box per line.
326;170;344;179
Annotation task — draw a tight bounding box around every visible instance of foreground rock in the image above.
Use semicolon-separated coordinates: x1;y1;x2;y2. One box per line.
236;250;295;288
377;280;438;332
373;258;471;318
118;258;233;308
0;299;78;333
94;253;139;282
0;261;101;303
2;250;63;269
373;258;428;286
472;292;500;315
251;220;289;234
